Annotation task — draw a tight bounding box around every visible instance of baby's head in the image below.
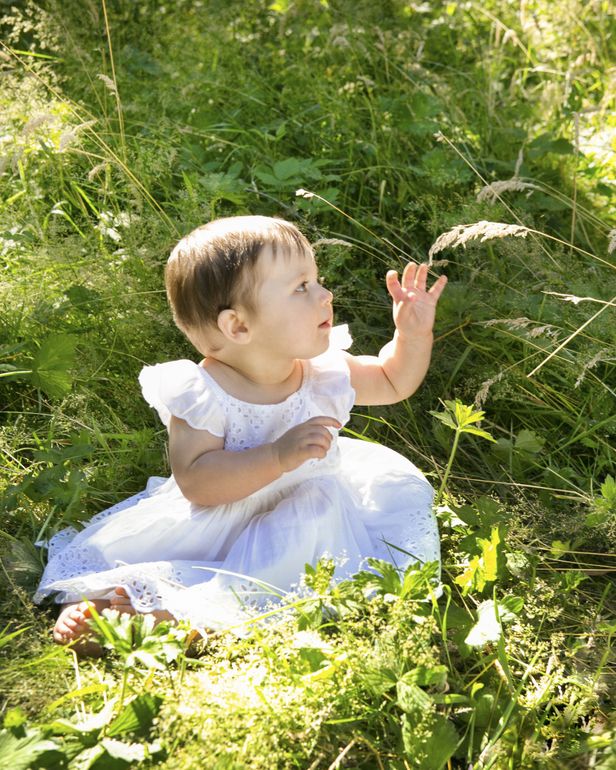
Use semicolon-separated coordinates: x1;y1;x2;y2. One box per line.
165;215;312;351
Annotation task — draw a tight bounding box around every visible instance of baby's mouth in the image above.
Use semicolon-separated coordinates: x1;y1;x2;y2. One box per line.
319;319;332;329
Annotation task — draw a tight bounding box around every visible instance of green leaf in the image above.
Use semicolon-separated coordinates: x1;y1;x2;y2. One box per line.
107;694;163;738
69;743;106;769
404;664;448;689
402;712;459;769
478;527;500;583
585;511;610;527
431;400;495;441
455;527;501;594
100;738;146;762
428;409;456;430
0;729;58;770
515;429;544;455
528;133;574;157
550;540;570;558
418;714;459;770
452;401;484;427
600;475;616;503
461;426;497;442
499;595;524;618
397;677;433;715
31;334;78;399
273;158;304;180
455;554;483;594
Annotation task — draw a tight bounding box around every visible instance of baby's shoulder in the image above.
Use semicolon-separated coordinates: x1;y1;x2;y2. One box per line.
139;359;225;435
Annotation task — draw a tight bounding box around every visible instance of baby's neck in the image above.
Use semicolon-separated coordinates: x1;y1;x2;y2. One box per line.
203;355;303;405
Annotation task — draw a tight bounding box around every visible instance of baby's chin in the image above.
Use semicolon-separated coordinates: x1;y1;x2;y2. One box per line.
306;332;331;358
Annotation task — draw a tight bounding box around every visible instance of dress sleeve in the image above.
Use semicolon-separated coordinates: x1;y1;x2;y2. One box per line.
308;324;356;425
139;360;225;436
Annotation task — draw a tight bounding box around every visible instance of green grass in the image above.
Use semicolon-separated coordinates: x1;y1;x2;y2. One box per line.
0;0;614;767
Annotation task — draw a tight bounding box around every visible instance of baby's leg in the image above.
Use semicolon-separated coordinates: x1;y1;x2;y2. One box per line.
109;586;175;624
53;600;109;657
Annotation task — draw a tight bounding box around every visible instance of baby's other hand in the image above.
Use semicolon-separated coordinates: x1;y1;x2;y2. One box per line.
386;262;447;340
273;416;341;473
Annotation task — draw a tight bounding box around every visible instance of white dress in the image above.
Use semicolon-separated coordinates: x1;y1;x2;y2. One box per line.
35;327;440;632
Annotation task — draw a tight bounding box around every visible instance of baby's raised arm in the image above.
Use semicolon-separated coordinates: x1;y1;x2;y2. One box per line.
345;262;447;406
169;414;341;507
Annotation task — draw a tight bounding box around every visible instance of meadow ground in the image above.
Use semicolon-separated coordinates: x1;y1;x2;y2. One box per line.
0;1;614;768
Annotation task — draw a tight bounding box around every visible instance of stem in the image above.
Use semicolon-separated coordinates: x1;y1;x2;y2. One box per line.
118;666;129;711
436;429;461;504
101;0;126;164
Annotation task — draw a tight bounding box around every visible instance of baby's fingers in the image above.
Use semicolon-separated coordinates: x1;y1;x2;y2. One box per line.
428;273;448;301
302;415;342;429
386;270;405;302
401;262;418;291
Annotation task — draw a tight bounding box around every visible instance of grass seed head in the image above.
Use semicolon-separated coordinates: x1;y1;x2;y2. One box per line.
97;73;118;96
428;220;530;262
476;178;539;203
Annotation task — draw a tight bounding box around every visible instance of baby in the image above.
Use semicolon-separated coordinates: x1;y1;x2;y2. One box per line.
35;215;447;648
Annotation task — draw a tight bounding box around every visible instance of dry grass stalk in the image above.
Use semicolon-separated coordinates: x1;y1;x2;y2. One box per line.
476;178;539;203
428;221;529;262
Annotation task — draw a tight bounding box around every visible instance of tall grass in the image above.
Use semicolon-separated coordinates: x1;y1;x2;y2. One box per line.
0;1;614;767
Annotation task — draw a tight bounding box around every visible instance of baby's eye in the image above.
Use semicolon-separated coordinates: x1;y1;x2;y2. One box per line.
295;281;309;293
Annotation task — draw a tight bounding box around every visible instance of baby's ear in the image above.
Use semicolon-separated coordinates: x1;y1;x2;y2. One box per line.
217;308;251;344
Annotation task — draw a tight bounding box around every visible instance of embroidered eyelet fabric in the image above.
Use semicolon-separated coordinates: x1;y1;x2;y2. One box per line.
35;326;440;632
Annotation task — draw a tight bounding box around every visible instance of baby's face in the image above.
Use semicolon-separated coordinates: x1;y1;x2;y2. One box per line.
247;244;333;361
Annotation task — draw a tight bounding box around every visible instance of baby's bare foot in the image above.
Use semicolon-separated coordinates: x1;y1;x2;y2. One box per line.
110;586;175;624
109;586;136;615
53;600;108;657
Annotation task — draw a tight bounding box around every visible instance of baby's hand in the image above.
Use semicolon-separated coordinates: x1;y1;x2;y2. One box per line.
386;262;447;341
273;416;341;473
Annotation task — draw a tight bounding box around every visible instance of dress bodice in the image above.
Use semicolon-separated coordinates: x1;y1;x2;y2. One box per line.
138;325;355;455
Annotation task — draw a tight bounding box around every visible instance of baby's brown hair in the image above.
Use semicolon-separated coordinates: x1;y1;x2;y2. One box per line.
165;216;312;342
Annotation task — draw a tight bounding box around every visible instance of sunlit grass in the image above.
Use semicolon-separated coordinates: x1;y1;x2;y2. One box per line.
0;0;614;767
